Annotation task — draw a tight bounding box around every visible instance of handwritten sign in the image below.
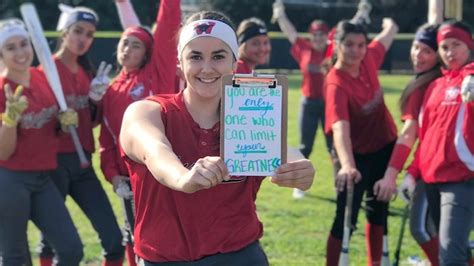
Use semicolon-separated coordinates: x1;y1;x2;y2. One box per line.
221;74;287;176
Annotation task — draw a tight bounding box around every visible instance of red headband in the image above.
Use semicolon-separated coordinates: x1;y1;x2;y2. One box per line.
437;25;474;50
308;22;329;35
123;26;153;52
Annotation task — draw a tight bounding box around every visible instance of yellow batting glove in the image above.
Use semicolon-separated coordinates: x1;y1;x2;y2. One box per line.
2;84;28;128
59;108;78;132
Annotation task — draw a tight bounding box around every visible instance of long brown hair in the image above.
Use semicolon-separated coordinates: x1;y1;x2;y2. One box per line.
399;67;441;113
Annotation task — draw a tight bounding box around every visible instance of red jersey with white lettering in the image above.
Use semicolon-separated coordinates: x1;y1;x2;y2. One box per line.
99;0;180;182
100;70;155;181
236;59;252;74
123;90;264;262
51;57;95;153
418;62;474;183
0;68;59;170
324;40;397;154
291;37;326;99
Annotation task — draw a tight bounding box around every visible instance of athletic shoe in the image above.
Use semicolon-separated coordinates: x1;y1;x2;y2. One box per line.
406;256;429;266
293;188;305;199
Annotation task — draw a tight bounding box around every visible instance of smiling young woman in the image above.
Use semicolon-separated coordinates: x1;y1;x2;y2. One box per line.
235;17;271;74
385;22;442;266
99;0;181;264
323;18;399;266
118;10;315;265
379;2;444;263
414;20;474;265
34;5;125;266
0;18;82;266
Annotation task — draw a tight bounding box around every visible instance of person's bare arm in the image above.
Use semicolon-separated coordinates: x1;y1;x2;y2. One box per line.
120;101;229;193
114;0;141;29
120;100;183;178
332;120;361;191
428;0;443;24
0;124;17;160
273;1;298;44
374;119;418;201
373;18;399;51
395;119;418;148
350;0;372;25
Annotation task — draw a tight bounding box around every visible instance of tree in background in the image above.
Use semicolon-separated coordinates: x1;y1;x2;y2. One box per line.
0;0;472;32
206;0;473;33
0;0;160;30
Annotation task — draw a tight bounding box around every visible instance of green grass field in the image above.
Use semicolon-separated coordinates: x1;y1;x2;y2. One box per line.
24;74;465;265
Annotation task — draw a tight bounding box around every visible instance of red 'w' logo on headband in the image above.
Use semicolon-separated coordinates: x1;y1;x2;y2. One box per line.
194;22;216;35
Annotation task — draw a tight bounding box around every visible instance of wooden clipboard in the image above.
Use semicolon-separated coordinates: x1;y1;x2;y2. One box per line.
220;73;288;176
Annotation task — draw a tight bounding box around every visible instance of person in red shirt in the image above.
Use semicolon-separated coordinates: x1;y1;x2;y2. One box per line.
381;23;441;266
35;5;125;266
235;17;271;74
0;18;82;266
415;20;474;265
272;2;337;199
376;1;444;264
114;0;184;92
323;19;398;265
118;11;315;265
100;1;180;265
393;23;441;265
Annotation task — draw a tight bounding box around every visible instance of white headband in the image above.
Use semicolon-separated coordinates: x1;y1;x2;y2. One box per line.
57;4;98;31
178;19;239;60
0;20;29;49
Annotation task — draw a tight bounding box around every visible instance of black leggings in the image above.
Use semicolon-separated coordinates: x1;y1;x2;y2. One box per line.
141;241;268;266
37;153;124;261
330;142;394;239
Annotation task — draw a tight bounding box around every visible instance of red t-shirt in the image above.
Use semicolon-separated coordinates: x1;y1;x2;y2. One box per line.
418;63;474;183
99;0;180;181
0;68;59;170
324;40;397;154
236;59;252;74
50;57;95;153
290;37;326;99
123;91;264;262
